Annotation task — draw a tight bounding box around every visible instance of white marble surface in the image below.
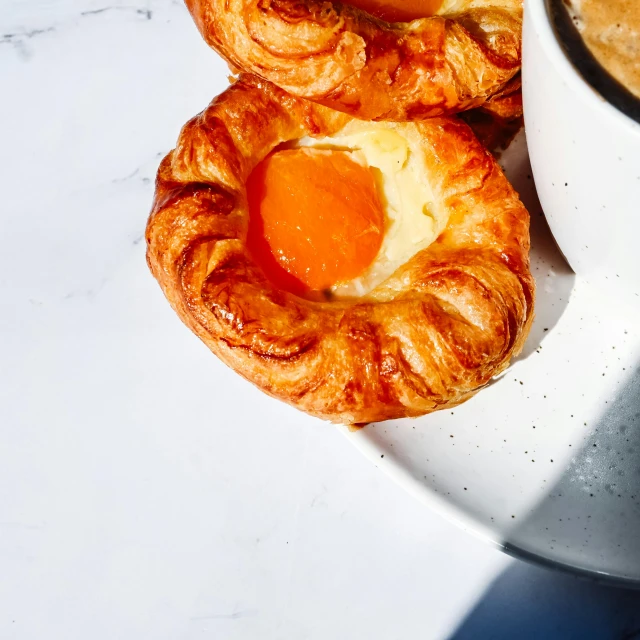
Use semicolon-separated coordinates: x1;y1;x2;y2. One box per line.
2;1;640;638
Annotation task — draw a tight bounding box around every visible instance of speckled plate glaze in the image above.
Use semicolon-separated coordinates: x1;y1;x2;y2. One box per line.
342;132;640;586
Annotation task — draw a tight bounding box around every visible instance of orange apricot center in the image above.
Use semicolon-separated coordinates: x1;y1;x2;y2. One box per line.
246;148;384;295
347;0;442;22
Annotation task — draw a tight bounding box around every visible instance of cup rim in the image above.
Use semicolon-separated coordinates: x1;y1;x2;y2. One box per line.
526;0;640;134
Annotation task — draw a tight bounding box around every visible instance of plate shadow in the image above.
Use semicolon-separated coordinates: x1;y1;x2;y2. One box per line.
448;559;640;640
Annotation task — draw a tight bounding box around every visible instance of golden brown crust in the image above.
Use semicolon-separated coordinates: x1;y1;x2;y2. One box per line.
461;73;523;151
146;76;535;424
185;0;523;121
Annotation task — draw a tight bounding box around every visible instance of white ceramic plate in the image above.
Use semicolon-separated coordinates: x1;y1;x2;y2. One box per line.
341;131;640;586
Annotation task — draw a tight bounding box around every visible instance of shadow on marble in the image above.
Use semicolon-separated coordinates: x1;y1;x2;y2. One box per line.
449;363;640;639
448;560;640;640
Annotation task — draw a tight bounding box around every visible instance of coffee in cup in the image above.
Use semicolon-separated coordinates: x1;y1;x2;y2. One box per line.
547;0;640;123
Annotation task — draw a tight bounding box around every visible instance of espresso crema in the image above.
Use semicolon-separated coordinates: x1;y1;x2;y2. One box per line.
565;0;640;99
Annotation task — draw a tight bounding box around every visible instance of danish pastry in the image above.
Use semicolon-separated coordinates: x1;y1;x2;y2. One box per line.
146;76;534;424
184;0;523;121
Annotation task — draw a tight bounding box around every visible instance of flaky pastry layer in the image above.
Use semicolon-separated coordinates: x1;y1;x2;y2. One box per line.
461;73;523;151
146;76;535;424
185;0;523;121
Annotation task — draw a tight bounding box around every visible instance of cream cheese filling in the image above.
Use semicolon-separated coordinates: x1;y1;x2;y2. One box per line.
295;121;447;297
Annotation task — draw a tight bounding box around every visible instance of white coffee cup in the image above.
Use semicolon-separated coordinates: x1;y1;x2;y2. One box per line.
523;0;640;304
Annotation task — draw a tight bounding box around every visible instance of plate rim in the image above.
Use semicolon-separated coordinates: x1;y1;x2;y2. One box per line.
340;422;640;588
